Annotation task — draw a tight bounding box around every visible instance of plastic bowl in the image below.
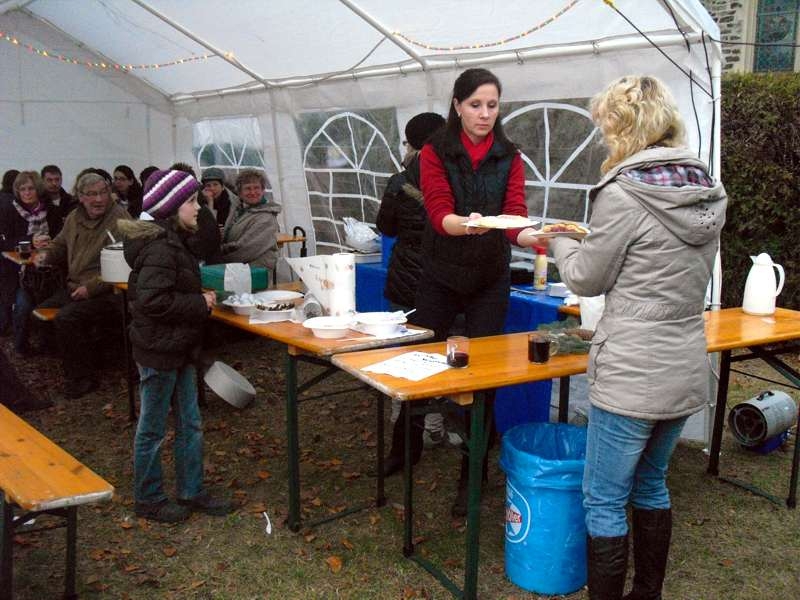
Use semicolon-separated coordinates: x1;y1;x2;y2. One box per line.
204;361;256;408
353;311;407;338
302;316;353;339
222;300;255;316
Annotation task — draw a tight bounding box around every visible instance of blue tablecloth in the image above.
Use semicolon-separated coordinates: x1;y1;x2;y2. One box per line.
495;286;565;433
355;263;564;431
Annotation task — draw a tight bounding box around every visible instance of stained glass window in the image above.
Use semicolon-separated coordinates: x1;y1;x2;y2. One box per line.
754;0;799;71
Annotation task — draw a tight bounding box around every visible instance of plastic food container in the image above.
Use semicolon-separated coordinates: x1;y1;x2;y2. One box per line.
302;316;353;339
100;243;132;283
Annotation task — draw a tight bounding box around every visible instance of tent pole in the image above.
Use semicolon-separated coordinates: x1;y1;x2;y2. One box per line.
171;31;703;102
338;0;428;70
129;0;272;88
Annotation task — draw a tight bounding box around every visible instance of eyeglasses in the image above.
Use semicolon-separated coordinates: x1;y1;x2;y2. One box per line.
402;140;409;147
81;189;109;198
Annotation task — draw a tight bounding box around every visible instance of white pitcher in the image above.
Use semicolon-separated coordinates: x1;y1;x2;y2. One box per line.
742;253;785;316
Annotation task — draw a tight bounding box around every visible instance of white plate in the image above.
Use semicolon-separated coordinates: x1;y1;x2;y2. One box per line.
462;215;540;230
353;311;407;325
253;290;304;303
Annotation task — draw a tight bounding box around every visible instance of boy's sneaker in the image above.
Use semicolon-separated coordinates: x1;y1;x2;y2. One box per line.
178;490;233;516
423;429;445;449
134;499;191;523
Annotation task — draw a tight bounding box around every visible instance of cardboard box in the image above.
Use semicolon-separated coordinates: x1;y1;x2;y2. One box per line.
200;264;269;292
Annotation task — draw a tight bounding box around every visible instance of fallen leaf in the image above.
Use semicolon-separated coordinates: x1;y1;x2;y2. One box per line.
162;546;177;557
403;586;417;598
304;534;317;543
119;520;134;530
257;470;271;480
340;538;354;550
311;497;323;507
189;580;205;589
325;555;343;573
369;515;380;525
719;559;734;567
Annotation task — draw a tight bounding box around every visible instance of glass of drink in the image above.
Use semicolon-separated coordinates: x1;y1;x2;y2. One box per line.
446;336;469;368
17;241;32;260
528;333;559;364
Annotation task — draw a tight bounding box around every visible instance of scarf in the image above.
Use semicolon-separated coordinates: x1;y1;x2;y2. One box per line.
12;199;49;237
224;197;267;243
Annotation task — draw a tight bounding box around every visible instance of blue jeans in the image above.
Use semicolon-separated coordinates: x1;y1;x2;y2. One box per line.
134;364;204;505
583;405;688;538
12;286;34;352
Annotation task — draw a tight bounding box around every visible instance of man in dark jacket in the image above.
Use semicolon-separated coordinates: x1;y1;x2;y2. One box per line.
40;165;76;221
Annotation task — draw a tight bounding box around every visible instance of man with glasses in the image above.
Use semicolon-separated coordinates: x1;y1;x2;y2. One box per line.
38;172;131;399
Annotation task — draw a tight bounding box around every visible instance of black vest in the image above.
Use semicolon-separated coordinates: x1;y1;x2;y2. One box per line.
422;138;514;295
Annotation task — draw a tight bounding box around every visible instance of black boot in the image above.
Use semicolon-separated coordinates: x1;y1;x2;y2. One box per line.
587;534;628;600
622;508;672;600
382;405;423;477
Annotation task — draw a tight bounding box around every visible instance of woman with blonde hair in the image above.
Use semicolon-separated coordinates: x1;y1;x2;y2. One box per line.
532;76;727;599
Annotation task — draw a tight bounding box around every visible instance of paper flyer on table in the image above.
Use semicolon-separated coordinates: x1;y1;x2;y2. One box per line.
363;352;450;381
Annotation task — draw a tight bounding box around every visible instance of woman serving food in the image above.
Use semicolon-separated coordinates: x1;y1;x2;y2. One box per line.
407;67;542;517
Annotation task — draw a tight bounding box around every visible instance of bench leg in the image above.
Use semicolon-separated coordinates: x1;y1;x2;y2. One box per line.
0;493;13;600
64;507;77;599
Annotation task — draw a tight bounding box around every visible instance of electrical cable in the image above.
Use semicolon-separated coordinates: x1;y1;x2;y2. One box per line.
604;1;711;98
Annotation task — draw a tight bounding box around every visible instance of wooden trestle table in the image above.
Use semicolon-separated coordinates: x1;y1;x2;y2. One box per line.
115;281;433;531
332;307;800;600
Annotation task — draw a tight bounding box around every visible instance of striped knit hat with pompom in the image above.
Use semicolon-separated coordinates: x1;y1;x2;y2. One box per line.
141;169;200;220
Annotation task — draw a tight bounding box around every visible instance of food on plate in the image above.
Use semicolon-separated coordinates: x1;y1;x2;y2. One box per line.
254;301;295;311
541;222;589;234
465;214;539;229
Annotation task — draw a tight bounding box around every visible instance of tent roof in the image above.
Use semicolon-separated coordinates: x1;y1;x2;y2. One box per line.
5;0;719;102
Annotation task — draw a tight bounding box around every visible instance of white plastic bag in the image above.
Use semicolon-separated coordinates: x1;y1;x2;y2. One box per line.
343;217;380;253
579;295;605;331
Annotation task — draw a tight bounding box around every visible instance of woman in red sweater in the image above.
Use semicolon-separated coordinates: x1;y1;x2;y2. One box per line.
406;68;539;517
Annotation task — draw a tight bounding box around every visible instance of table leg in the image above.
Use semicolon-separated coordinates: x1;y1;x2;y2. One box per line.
558;376;571;423
707;350;731;476
376;393;386;508
0;493;13;600
463;394;486;600
121;290;136;422
65;506;77;599
403;403;414;557
286;352;302;532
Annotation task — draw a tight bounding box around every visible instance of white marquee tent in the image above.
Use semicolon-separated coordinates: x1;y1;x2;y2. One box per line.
1;0;721;263
1;0;722;440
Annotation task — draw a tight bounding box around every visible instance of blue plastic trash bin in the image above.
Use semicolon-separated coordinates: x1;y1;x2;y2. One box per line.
499;422;587;595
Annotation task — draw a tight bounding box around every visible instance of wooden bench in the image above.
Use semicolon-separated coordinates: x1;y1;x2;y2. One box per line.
0;405;114;599
32;308;59;322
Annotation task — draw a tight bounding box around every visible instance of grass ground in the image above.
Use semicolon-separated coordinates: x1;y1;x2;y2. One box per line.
3;330;800;599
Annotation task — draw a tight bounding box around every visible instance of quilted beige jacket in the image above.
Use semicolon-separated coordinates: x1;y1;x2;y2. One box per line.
551;147;728;420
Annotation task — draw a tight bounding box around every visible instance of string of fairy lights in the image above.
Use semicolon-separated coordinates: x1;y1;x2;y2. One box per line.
0;29;210;71
1;1;581;72
392;0;581;52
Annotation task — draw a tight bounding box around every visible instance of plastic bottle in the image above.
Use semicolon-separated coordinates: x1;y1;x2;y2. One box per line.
533;246;548;291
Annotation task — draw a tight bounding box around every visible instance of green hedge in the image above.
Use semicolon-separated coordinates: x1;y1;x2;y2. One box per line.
720;73;800;310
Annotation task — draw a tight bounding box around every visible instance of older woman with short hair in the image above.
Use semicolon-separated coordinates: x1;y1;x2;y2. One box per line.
0;171;62;353
217;169;281;271
533;76;727;600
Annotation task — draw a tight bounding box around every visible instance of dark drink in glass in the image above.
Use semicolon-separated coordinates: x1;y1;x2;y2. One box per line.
17;241;32;260
447;351;469;368
528;337;551;363
446;336;469;368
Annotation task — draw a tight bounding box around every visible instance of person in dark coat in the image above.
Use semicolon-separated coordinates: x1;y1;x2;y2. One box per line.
376;112;446;476
0;169;20;205
120;169;232;523
169;162;220;262
113;164;144;218
200;167;234;228
40;164;76;220
0;347;52;413
0;171;63;353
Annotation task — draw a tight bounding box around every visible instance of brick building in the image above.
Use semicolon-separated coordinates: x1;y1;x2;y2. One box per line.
701;0;800;72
